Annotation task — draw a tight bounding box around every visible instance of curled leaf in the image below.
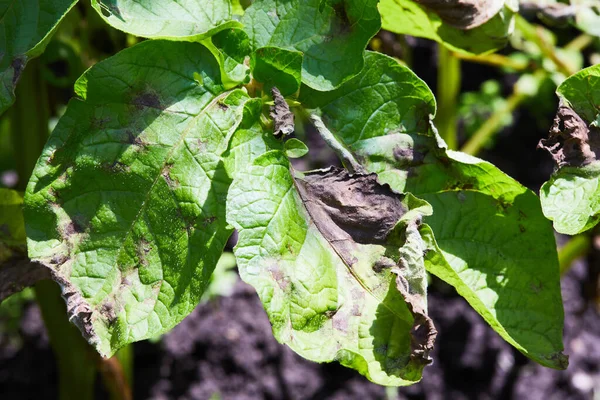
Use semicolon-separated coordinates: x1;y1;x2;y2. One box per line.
270;87;294;137
538;100;600;168
540;64;600;235
415;0;504;29
227;153;437;385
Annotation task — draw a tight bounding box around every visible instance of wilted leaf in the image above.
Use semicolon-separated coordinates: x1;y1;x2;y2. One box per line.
379;0;518;54
0;0;77;115
243;0;381;90
24;40;272;357
270;87;295;137
301;51;567;369
227;151;437;386
91;0;241;39
539;64;600;235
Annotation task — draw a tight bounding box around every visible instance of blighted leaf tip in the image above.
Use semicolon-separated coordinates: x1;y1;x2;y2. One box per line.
270;87;295;137
538;100;600;168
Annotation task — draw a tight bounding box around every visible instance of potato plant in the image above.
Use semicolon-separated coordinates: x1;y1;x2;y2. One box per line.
2;0;600;397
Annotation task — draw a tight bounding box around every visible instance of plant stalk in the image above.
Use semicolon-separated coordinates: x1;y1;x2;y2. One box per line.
452;52;530;72
558;235;591;275
435;44;461;150
460;91;526;156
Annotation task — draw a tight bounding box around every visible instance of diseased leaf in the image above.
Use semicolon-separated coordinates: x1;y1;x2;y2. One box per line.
24;40;274;357
521;0;600;36
227;151;437;386
379;0;517;54
301;51;567;369
251;47;303;96
91;0;241;39
414;0;504;29
539;64;600;235
243;0;381;90
270;87;295;137
0;0;78;115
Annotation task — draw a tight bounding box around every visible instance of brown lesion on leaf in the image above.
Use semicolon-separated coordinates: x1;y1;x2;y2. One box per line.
162;164;177;188
538;100;600;168
11;56;27;86
294;167;406;245
415;0;503;29
0;258;51;304
100;301;118;325
270;87;294;137
136;238;152;267
132;90;163;111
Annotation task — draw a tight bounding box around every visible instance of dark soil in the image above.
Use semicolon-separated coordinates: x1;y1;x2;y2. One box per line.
0;257;598;400
1;31;599;400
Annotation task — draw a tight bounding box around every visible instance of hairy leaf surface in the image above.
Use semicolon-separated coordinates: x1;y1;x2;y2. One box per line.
227;151;437;386
91;0;240;39
539;64;600;235
301;51;567;369
0;0;77;115
242;0;381;90
378;0;517;54
24;40;273;357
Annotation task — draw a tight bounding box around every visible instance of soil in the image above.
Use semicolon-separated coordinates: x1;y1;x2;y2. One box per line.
1;34;599;400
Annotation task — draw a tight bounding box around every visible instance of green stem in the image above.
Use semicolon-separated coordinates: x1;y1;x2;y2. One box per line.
515;15;575;77
435;44;461;150
452;52;530;72
461;91;526;156
9;59;50;189
565;33;594;53
11;59;101;400
558;235;591;275
35;281;98;400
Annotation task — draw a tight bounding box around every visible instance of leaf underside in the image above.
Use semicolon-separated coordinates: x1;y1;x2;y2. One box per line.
301;51;567;369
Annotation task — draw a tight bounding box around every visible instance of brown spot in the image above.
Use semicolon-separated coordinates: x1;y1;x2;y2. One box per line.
91;117;111;129
64;220;85;236
50;254;69;266
136;238;151;266
519;224;526;233
415;0;502;29
372;256;396;272
162;164;177;187
100;302;117;325
294;167;407;245
217;101;228;111
538;100;600;168
132;91;162;110
269;265;289;291
394;145;426;166
203;216;217;226
270;87;294;137
324;310;337;318
11;57;26;86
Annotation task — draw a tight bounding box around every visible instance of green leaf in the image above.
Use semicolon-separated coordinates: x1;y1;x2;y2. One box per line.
301;51;567;369
0;0;78;115
539;64;600;235
227;150;437;386
0;189;26;260
91;0;241;39
24;40;273;357
378;0;517;54
284;138;309;158
202;28;252;87
251;47;303;96
243;0;381;90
